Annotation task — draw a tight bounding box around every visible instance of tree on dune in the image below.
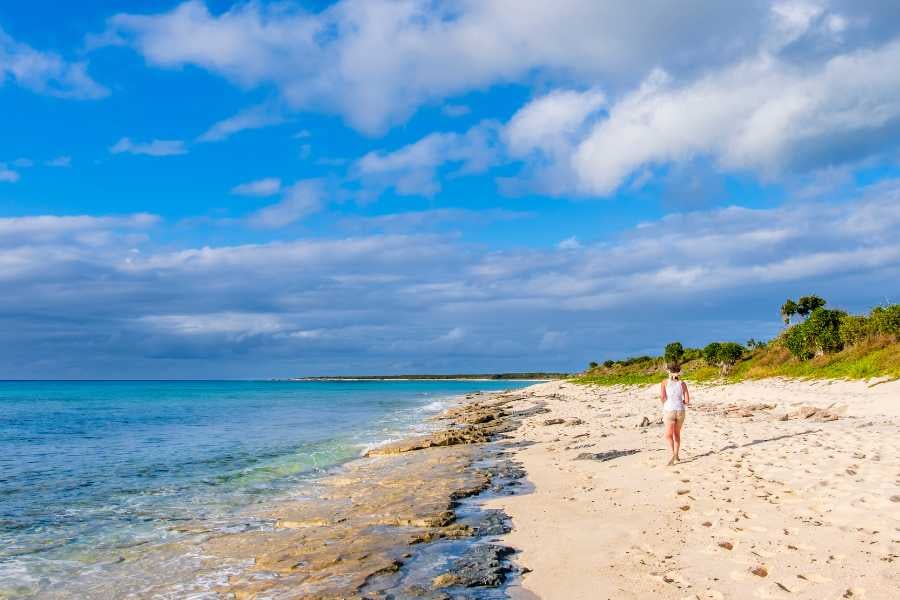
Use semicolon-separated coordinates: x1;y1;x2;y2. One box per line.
781;299;798;325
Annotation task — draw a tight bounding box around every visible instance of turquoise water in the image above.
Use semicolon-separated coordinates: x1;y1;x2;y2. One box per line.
0;380;532;597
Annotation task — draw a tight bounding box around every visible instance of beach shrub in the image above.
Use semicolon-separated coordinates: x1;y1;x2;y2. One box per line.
700;342;744;375
783;323;813;360
664;342;684;366
784;307;845;359
838;315;870;346
796;295;826;318
780;299;798;325
868;304;900;338
603;359;615;368
703;342;722;366
717;342;745;375
806;308;845;354
683;347;703;361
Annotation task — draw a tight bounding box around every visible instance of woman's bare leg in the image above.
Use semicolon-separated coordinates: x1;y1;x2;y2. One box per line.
664;422;676;465
673;419;684;462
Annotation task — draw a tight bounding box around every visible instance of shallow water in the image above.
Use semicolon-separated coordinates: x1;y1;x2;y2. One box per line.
0;380;532;598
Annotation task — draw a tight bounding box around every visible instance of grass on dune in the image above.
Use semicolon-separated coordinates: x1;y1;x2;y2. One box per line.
573;336;900;386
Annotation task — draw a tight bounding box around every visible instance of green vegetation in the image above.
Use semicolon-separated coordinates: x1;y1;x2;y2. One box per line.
663;342;685;367
575;299;900;386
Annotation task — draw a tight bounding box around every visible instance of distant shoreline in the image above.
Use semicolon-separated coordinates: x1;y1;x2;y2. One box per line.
282;373;569;382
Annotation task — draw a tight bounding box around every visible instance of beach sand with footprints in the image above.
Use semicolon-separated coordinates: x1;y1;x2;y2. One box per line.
487;378;900;600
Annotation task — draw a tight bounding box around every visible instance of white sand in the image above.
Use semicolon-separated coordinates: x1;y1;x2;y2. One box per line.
489;378;900;600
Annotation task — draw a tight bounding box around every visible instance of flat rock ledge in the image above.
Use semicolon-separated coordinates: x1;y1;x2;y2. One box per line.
200;389;538;599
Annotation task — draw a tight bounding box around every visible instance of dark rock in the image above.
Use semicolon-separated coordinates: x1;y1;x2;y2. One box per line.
431;544;515;588
574;449;641;462
542;418;565;426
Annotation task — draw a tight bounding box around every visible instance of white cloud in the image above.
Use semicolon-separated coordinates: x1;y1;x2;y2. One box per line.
356;121;501;196
110;137;187;157
247;180;323;228
0;163;19;183
505;88;605;157
1;185;899;376
557;236;582;250
11;158;34;168
198;103;285;142
231;177;282;197
103;0;768;133
0;27;108;99
45;156;72;168
544;37;900;195
0;213;158;246
442;104;470;118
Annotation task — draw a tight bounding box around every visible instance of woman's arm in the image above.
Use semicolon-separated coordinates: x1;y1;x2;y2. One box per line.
660;381;667;404
682;382;690;406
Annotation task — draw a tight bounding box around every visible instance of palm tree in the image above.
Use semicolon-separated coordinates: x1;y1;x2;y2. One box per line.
781;299;798;326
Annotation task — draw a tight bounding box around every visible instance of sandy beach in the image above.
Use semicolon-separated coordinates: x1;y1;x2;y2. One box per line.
486;378;900;600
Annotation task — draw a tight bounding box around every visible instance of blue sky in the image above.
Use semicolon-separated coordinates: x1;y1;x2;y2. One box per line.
2;0;899;378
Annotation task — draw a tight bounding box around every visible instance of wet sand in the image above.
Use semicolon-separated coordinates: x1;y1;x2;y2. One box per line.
486;378;900;599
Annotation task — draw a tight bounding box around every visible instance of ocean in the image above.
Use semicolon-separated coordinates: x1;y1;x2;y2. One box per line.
0;379;534;598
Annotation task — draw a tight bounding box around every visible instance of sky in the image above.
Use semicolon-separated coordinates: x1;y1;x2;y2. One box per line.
2;0;900;378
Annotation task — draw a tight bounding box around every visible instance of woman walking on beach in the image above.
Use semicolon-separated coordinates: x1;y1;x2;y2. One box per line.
661;366;690;465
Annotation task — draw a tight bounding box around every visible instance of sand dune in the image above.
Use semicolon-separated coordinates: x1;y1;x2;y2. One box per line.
490;378;900;600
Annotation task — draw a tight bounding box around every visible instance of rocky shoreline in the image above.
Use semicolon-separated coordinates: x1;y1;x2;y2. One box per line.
199;387;544;599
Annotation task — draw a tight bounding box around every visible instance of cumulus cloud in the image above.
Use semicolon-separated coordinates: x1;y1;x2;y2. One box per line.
0;27;108;99
2;184;898;377
355;121;501;197
231;177;281;197
100;0;768;133
494;35;900;195
198;103;285;142
110;137;187;157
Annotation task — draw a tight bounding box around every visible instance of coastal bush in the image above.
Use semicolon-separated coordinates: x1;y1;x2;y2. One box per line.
716;342;745;375
700;342;744;375
603;359;615;368
664;342;684;366
588;361;599;370
869;305;900;338
703;342;722;366
683;347;703;361
838;315;869;346
783;307;845;359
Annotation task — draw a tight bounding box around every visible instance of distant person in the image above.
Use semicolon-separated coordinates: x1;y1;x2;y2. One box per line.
660;365;690;465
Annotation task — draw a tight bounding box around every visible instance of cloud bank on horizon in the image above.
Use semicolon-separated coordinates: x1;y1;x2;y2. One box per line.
1;0;899;377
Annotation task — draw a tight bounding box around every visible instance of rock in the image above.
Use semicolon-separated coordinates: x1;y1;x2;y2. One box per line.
718;541;733;550
431;544;514;588
542;418;565;426
792;405;839;422
750;566;768;577
566;418;585;426
574;449;640;461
